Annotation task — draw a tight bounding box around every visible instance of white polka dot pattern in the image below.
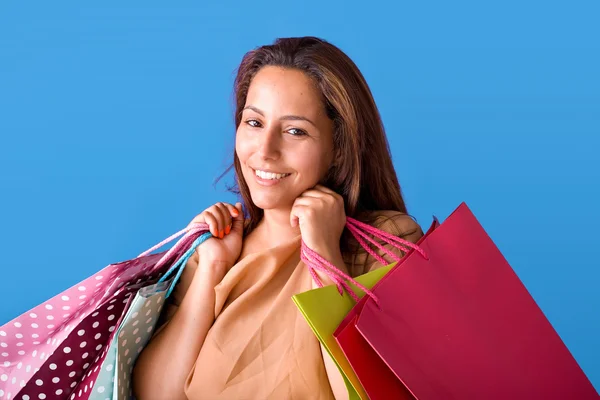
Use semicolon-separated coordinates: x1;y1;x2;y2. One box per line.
86;280;171;400
0;243;190;400
15;287;134;400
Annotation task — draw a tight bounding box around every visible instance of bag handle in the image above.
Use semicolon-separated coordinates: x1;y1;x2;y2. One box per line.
141;215;428;302
137;222;210;273
300;217;428;304
157;231;213;297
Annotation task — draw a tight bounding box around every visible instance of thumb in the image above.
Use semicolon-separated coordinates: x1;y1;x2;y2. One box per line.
231;202;245;233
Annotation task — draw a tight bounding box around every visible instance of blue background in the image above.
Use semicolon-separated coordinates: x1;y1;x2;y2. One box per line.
1;1;598;390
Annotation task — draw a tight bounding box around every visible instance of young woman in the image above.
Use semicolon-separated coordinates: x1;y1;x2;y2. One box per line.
133;36;423;400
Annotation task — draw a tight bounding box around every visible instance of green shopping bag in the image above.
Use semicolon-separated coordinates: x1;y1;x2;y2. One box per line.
292;262;395;400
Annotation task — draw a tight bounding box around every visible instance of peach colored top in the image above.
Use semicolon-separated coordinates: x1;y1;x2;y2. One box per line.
158;211;422;400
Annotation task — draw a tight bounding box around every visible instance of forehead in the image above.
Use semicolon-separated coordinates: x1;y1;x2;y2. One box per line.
246;66;325;115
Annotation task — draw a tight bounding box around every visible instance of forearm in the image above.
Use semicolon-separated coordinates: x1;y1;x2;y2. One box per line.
133;262;225;400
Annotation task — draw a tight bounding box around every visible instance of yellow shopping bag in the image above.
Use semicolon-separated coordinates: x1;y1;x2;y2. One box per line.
292;263;395;400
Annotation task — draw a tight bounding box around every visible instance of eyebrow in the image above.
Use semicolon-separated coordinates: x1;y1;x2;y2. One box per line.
243;105;317;128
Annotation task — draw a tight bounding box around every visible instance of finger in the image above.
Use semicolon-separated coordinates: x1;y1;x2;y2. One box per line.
299;189;338;204
223;202;239;218
215;202;234;236
290;204;299;228
211;203;230;238
290;203;310;228
303;187;342;206
297;189;326;199
202;210;220;238
222;202;240;234
188;213;206;228
291;196;317;208
313;184;339;197
231;202;245;234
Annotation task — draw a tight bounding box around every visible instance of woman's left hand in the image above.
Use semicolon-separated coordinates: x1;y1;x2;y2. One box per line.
290;184;346;256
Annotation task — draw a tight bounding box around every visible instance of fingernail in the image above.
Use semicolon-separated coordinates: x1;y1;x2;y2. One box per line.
225;225;231;235
220;230;224;239
232;209;239;217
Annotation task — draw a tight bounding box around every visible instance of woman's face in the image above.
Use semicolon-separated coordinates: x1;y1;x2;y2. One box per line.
236;66;335;211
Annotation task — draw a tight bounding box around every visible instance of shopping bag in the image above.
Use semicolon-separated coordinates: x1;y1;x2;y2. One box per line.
292;264;395;400
85;234;207;400
333;224;438;400
0;224;208;400
83;280;169;400
292;217;435;400
335;202;598;399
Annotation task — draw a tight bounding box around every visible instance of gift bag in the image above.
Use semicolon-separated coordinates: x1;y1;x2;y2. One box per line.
83;280;169;400
334;203;598;399
292;217;434;400
333;224;437;400
0;224;208;400
86;234;208;400
292;264;395;400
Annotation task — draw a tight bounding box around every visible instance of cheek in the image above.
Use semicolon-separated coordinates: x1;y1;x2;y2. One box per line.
293;150;331;180
235;131;251;162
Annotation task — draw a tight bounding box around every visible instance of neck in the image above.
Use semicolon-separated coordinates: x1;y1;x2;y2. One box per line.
257;207;301;244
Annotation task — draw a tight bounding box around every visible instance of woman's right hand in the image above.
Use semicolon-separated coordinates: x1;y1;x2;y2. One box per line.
187;202;245;282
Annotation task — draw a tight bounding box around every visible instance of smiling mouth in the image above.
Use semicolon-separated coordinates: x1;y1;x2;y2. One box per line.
253;169;292;181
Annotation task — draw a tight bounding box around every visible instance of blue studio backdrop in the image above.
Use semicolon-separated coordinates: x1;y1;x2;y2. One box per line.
1;1;598;390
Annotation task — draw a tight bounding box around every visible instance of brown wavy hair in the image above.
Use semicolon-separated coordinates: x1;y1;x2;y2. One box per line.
218;36;410;254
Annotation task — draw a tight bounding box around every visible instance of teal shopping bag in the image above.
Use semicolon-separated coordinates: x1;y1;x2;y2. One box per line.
87;280;170;400
86;233;210;400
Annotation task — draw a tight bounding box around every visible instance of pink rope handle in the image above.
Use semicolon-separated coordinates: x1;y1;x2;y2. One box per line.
301;245;356;295
347;217;428;260
301;247;351;296
137;222;210;272
300;241;380;306
346;223;405;264
301;216;428;305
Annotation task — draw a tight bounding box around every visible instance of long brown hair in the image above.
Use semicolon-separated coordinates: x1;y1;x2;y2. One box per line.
220;36;410;253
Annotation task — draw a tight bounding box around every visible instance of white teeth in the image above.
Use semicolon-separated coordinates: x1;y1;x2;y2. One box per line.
255;170;289;180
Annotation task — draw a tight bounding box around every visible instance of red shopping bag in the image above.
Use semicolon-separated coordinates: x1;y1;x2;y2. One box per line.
334;203;597;399
0;226;205;400
333;220;438;400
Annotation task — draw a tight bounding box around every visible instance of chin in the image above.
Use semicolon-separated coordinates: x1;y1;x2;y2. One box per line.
249;193;293;211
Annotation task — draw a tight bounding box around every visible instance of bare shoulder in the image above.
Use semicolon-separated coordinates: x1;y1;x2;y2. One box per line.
368;210;423;243
344;210;424;276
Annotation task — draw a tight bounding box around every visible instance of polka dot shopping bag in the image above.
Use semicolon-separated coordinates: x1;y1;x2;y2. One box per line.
84;280;171;400
84;235;208;400
0;224;209;400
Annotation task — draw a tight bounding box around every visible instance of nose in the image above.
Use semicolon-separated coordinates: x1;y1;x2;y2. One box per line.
256;126;281;161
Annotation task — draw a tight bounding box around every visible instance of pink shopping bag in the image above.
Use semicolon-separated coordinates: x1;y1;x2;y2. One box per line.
0;224;207;400
334;203;598;399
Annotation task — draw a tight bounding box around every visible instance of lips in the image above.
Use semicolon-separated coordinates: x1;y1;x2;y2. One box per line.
251;168;291;187
252;168;291;181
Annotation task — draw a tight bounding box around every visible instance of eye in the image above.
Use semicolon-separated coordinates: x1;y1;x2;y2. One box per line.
287;128;307;136
245;119;262;128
